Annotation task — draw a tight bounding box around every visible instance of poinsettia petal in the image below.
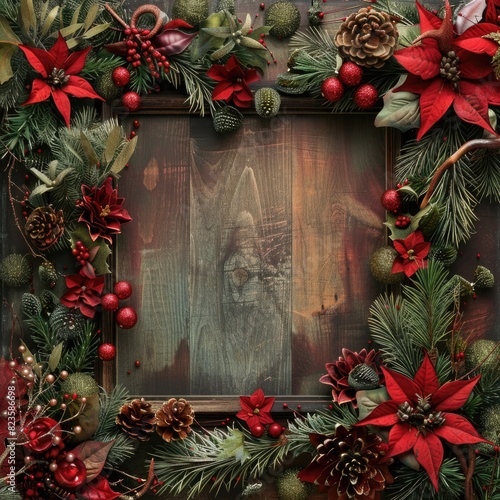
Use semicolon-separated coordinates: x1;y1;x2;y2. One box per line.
77;475;121;500
432;375;480;410
392;239;409;256
22;79;52;106
356;400;400;427
212;81;235;101
413;432;443;491
64;46;92;75
381;365;420;403
416;0;443;33
413;241;431;259
391;258;405;274
454;22;500;56
238;396;253;415
457;50;495;79
51;88;72;127
259;396;275;414
50;33;70;68
206;64;227;81
78;301;97;318
249;388;265;408
386;423;418;458
417;79;455;140
244;68;259;84
18;45;54;78
393;45;441;80
453;83;495;134
403;259;420;277
64;76;104;100
413;352;439;397
434;413;489;444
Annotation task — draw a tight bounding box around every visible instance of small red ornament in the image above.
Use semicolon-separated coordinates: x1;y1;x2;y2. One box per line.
353;83;378;109
381;189;402;213
250;424;265;437
98;343;116;361
101;293;119;311
116;306;138;329
112;67;131;87
134;360;140;367
114;280;133;299
338;62;363;86
268;422;283;438
122;91;141;111
321;77;344;103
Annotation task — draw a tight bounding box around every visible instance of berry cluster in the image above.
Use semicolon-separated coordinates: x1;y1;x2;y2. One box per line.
71;241;90;266
101;280;138;329
395;215;411;229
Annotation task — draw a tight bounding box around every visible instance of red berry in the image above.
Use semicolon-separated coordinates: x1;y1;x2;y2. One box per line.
395;215;411;229
98;343;116;361
338;62;363;86
353;83;378;109
321;77;344;103
268;422;283;438
112;66;131;87
134;360;140;367
381;189;402;213
132;120;140;129
114;280;133;299
250;424;265;437
122;91;141;111
115;306;138;329
101;293;120;311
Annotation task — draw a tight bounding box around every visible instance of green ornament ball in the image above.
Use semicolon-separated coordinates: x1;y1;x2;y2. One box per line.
0;254;30;287
266;1;301;39
172;0;209;28
60;372;100;399
370;247;403;285
474;265;494;289
254;87;281;118
464;339;499;372
275;468;312;500
216;0;235;13
39;261;58;285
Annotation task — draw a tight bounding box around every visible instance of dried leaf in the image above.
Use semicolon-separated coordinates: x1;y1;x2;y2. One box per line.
104;125;122;163
80;131;99;166
0;45;18;84
84;3;99;30
41;6;60;36
73;440;115;482
83;23;111;40
55;23;83;38
71;4;82;25
111;135;137;174
48;342;63;371
21;0;37;32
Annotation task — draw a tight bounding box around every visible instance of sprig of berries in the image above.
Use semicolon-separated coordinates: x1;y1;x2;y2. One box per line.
72;241;90;266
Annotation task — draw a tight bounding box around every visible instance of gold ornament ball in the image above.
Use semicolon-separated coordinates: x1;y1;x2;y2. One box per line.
275;468;312;500
464;339;499;373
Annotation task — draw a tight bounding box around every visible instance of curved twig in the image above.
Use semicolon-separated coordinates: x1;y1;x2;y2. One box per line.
130;5;163;39
419;137;500;209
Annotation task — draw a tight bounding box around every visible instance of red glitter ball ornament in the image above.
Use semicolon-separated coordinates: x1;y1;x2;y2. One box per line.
338;62;363;86
381;189;402;213
98;343;116;361
101;293;119;311
112;66;131;87
122;91;141;111
114;280;133;299
116;306;138;329
321;77;344;103
353;83;378;109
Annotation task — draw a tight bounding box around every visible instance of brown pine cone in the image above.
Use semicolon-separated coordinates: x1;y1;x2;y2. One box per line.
155;398;194;442
335;7;398;68
25;206;64;250
116;398;157;441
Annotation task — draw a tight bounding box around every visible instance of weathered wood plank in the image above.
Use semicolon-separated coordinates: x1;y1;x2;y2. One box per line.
189;117;292;395
291;114;387;394
116;115;191;395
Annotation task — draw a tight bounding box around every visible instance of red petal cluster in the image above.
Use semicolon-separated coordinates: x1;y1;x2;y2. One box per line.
391;230;430;278
236;388;275;429
21;417;62;452
78;177;132;244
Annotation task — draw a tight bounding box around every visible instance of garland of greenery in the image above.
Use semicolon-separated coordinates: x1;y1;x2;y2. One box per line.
1;0;500;498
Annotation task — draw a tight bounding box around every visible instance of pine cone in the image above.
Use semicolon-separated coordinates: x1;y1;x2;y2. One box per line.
213;106;243;133
25;206;64;250
335;7;398;68
116;398;157;441
155;398;194;442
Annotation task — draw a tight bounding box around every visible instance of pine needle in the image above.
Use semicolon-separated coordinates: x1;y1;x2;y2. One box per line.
95;385;130;436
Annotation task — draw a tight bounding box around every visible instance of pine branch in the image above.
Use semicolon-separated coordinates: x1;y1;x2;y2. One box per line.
95;385;130;436
0;486;22;500
97;432;136;467
288;27;337;58
59;321;99;373
0;52;28;109
469;144;500;203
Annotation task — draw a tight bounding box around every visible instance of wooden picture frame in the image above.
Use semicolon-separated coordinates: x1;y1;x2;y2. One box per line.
101;94;396;416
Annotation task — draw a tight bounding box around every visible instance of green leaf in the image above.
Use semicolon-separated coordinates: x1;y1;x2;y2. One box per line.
384;204;437;241
397;185;419;198
55;23;84;38
71;4;83;25
41;6;59;36
84;3;99;30
375;75;420;133
72;440;115;482
48;342;63;371
70;224;112;274
219;429;250;464
82;22;111;40
80;131;99;166
20;0;37;32
190;30;223;61
110;135;137;174
104;125;122;163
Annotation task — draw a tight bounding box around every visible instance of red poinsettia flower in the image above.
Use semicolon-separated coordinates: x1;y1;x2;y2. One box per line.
236;388;275;429
60;263;105;318
78;177;132;243
393;0;500;140
19;33;104;127
391;230;430;278
356;352;489;490
206;54;259;108
320;348;384;407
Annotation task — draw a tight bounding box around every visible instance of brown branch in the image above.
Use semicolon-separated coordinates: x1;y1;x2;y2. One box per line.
420;137;500;210
104;3;129;29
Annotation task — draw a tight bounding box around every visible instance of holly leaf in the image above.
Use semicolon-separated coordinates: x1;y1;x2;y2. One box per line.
219;429;250;464
77;475;121;500
73;440;115;482
375;76;420;133
384;212;413;240
70;224;112;274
